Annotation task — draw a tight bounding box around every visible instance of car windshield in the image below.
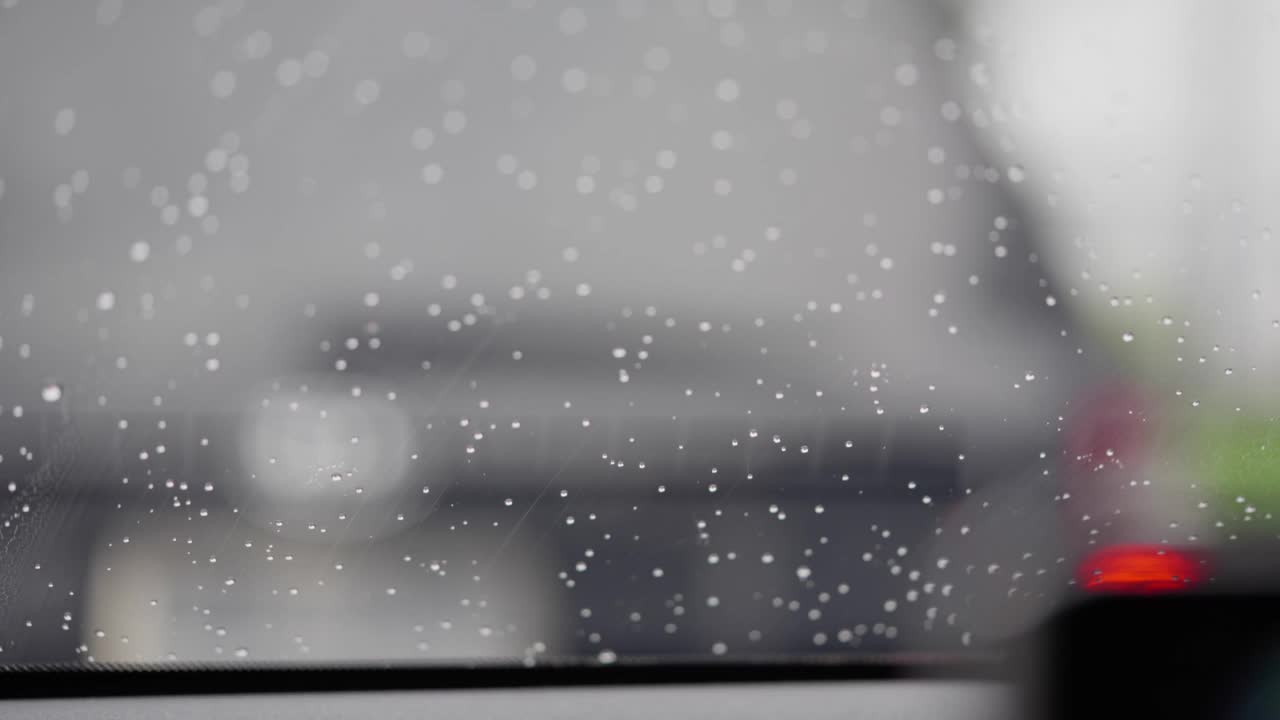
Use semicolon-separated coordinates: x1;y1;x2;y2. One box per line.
0;0;1271;666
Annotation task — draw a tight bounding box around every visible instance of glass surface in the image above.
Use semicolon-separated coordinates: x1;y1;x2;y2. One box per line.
0;0;1272;665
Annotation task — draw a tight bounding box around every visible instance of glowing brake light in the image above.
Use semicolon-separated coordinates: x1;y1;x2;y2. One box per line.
1078;545;1202;594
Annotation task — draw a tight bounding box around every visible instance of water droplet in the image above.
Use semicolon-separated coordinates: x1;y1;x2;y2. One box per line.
562;68;588;94
54;108;76;136
354;79;381;105
41;383;62;403
129;240;151;263
210;70;236;99
715;77;740;102
894;63;918;86
511;55;537;81
558;7;587;35
402;31;431;59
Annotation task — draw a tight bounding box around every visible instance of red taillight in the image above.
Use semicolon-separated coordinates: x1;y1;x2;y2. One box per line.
1078;545;1202;593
